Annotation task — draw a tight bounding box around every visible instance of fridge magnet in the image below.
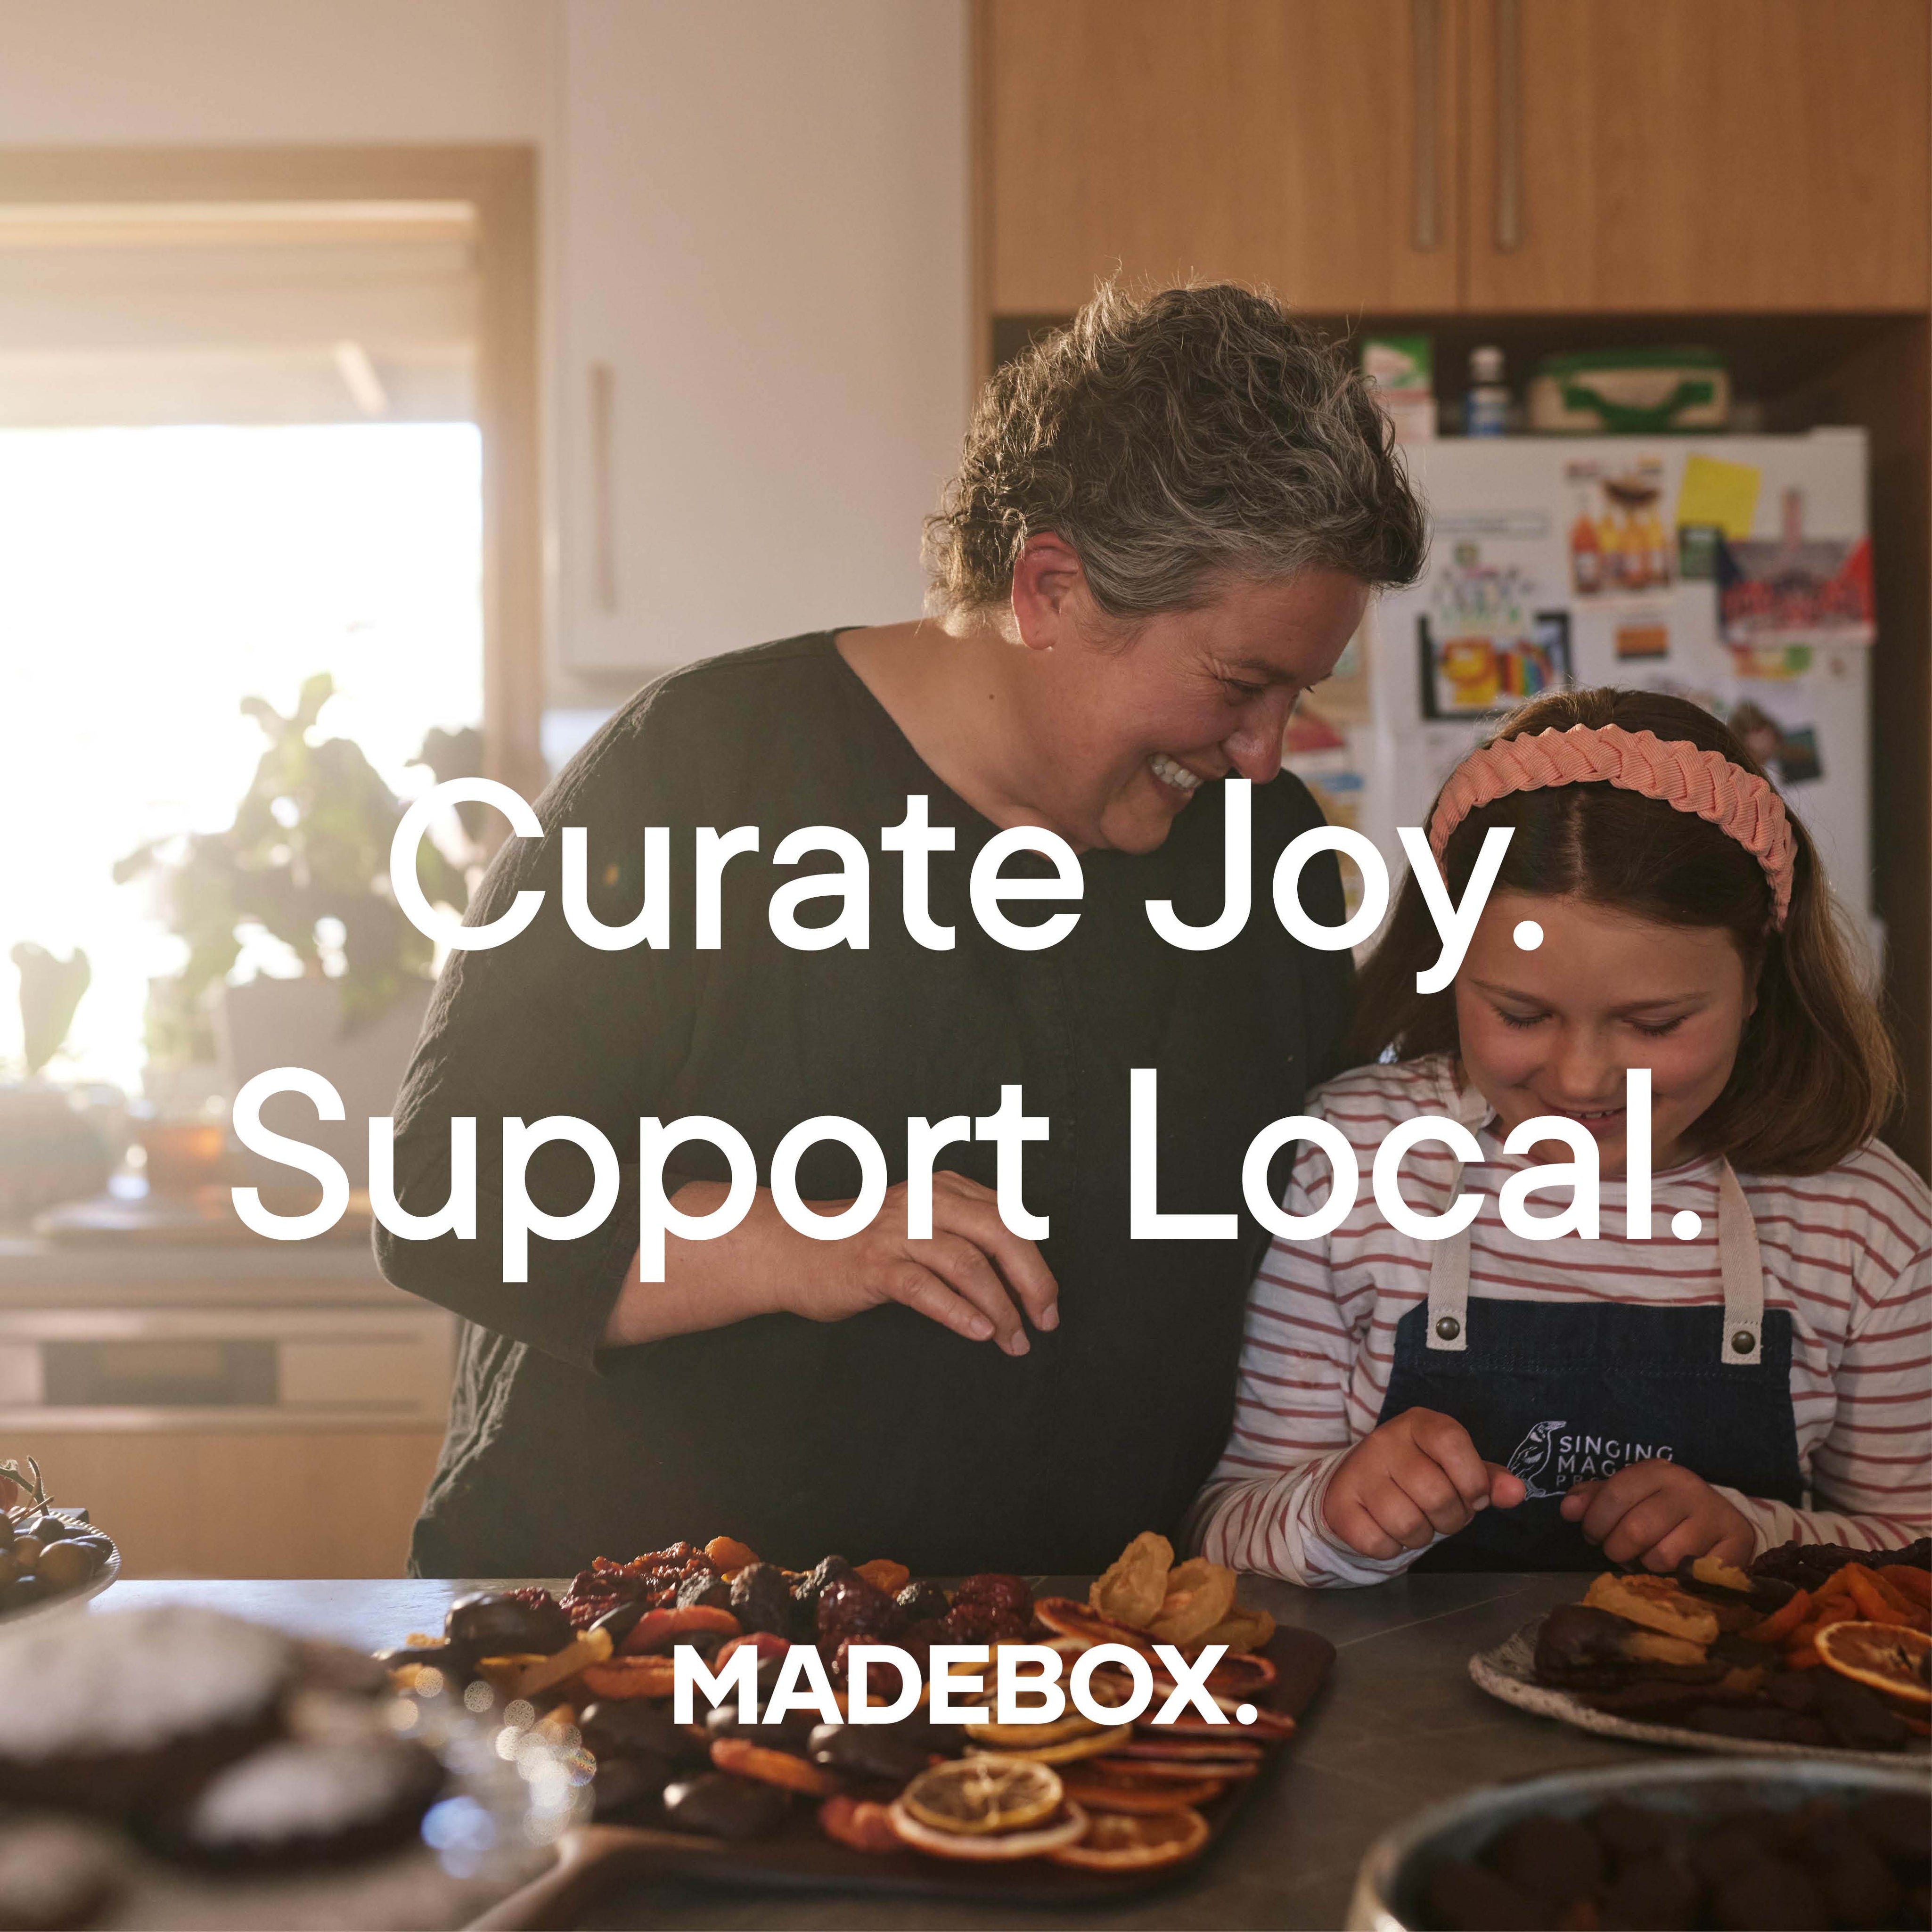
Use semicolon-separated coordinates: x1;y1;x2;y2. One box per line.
1566;458;1673;597
1729;702;1824;788
1417;612;1572;720
1614;621;1670;661
1776;725;1824;786
1728;643;1815;681
1677;524;1723;582
1674;452;1762;541
1717;490;1874;648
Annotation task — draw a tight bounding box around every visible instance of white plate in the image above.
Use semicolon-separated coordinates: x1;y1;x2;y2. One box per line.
0;1511;120;1629
1470;1616;1932;1769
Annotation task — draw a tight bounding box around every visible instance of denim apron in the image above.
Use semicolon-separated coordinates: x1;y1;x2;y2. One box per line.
1376;1155;1805;1572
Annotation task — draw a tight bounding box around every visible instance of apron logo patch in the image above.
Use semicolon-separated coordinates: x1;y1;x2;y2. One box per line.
1504;1419;1676;1499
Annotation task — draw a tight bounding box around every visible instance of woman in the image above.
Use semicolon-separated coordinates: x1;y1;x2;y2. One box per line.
379;283;1426;1577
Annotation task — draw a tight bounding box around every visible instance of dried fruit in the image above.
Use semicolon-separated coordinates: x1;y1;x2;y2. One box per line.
938;1600;1029;1645
791;1556;853;1618
896;1580;950;1623
1199;1605;1276;1654
854;1558;911;1596
1061;1768;1224;1813
1145;1560;1238;1647
901;1758;1062;1836
889;1799;1090;1861
711;1736;840;1795
817;1576;904;1647
704;1535;760;1573
1049;1805;1207;1870
1815;1621;1932;1705
1090;1532;1173;1629
729;1563;793;1638
951;1573;1031;1618
819;1793;901;1854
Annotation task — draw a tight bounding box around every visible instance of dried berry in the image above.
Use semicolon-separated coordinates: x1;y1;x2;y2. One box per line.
817;1576;904;1647
790;1556;854;1637
938;1600;1028;1645
950;1573;1031;1618
675;1569;732;1613
895;1580;950;1623
729;1563;793;1638
792;1555;853;1614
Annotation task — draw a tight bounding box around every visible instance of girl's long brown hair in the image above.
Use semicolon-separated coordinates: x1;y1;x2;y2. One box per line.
1349;688;1898;1175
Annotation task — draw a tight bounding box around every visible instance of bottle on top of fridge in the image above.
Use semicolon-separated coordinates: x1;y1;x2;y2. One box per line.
1466;345;1511;437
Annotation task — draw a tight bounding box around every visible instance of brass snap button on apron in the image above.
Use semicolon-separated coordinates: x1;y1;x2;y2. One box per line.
1434;1316;1461;1342
1730;1330;1757;1356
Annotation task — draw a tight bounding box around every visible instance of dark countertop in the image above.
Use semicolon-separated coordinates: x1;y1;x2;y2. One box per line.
100;1571;1651;1929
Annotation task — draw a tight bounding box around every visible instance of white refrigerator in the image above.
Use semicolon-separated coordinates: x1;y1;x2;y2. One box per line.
1288;430;1878;949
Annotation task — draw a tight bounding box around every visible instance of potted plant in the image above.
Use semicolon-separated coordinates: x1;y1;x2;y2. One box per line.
117;676;479;1188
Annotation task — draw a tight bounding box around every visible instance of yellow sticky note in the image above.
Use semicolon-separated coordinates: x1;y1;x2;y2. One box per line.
1676;453;1760;539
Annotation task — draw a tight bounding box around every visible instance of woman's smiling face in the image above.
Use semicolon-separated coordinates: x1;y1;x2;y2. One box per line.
1009;545;1369;852
1455;890;1757;1173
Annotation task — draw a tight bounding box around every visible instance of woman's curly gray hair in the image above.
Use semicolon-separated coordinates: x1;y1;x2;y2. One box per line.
924;281;1426;632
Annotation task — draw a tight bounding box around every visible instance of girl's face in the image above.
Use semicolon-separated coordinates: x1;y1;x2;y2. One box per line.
1455;890;1756;1174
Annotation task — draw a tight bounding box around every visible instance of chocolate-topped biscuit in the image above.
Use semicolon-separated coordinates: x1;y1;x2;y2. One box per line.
0;1607;292;1814
170;1736;444;1867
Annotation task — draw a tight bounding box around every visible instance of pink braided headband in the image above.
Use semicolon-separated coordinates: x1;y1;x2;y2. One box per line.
1427;723;1796;927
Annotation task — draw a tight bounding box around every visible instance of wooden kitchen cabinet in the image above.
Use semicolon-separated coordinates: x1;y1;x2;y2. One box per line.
1465;0;1931;313
982;0;1463;315
21;1430;444;1579
981;0;1930;321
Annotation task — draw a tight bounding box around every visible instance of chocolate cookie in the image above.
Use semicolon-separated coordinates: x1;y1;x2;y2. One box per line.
168;1736;444;1866
0;1606;292;1815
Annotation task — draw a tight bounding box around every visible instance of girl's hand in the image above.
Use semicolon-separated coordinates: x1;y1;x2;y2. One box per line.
1560;1460;1755;1570
1322;1408;1527;1559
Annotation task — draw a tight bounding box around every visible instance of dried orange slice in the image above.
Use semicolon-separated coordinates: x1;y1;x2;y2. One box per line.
1816;1621;1932;1705
710;1736;840;1795
1061;1769;1223;1813
889;1799;1089;1861
1032;1598;1162;1655
901;1758;1062;1836
965;1727;1123;1767
579;1656;679;1700
965;1710;1101;1748
818;1794;900;1854
1050;1806;1209;1870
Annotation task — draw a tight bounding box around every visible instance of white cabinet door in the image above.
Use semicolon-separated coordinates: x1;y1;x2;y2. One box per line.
557;0;970;678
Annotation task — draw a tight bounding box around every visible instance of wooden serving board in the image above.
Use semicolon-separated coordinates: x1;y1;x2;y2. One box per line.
468;1622;1335;1929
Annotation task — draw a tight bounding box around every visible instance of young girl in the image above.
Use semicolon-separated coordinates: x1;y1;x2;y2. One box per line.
1193;687;1931;1581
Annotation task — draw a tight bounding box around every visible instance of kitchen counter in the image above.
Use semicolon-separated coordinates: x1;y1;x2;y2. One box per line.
99;1571;1656;1930
0;1233;415;1306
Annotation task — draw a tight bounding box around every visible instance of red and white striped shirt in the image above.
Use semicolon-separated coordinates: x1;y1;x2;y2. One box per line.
1191;1054;1932;1586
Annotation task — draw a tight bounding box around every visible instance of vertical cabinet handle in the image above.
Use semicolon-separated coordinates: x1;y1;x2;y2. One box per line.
590;360;617;615
1411;0;1442;252
1493;0;1523;251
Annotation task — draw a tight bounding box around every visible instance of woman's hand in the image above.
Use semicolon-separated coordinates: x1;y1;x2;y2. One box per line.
1560;1460;1755;1571
603;1171;1057;1353
1321;1408;1526;1559
783;1171;1058;1354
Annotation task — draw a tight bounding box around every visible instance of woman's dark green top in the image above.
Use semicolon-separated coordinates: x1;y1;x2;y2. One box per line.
379;633;1351;1577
